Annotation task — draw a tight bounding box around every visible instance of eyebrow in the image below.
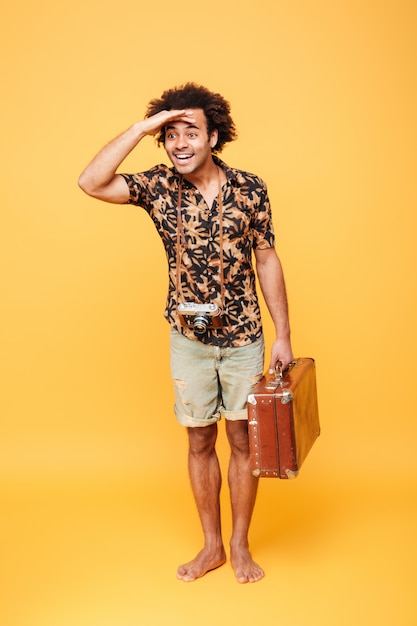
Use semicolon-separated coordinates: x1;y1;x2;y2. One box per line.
165;123;200;131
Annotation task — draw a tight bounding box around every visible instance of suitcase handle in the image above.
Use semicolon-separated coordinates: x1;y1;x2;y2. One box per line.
276;360;299;379
265;361;297;390
275;362;284;379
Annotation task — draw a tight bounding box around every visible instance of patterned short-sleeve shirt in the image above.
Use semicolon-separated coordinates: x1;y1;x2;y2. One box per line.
121;156;275;347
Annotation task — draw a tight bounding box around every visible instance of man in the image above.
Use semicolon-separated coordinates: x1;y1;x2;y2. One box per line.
78;83;293;583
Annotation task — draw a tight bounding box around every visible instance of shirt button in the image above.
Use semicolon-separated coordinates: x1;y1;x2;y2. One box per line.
211;287;216;292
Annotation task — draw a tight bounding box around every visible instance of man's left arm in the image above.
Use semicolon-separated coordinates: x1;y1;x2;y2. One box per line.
254;247;294;372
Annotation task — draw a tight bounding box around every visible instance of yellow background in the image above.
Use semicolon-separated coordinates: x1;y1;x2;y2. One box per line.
1;0;416;624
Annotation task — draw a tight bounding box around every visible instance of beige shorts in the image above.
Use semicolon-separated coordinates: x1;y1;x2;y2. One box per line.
169;330;264;427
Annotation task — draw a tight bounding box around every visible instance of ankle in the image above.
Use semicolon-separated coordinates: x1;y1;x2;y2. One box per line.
201;532;224;550
230;536;250;553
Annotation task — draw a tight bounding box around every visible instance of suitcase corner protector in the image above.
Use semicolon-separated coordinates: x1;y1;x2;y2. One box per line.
252;469;261;478
247;393;257;405
285;468;299;479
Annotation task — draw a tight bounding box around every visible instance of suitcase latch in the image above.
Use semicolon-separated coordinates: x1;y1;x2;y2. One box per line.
281;389;294;405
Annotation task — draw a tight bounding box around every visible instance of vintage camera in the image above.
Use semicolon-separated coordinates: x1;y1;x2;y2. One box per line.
177;302;223;335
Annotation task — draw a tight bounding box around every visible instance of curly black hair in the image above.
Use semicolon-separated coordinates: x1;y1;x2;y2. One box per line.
145;83;237;153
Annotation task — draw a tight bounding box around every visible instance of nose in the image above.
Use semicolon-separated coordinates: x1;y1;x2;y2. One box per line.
174;132;188;150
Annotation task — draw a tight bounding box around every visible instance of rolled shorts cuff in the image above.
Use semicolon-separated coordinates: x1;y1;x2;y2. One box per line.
174;407;221;428
221;407;249;421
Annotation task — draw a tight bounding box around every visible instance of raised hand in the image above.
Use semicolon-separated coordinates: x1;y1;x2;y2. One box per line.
141;109;196;137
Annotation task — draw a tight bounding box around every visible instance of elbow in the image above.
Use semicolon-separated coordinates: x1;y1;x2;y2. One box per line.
78;171;96;197
77;171;128;204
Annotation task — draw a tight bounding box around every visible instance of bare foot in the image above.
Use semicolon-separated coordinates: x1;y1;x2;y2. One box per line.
177;547;227;582
230;546;265;583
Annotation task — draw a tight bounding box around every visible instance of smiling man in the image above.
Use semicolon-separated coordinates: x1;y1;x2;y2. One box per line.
78;83;293;583
165;109;215;174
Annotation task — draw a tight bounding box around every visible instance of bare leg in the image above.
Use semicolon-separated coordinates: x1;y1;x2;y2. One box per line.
177;423;226;582
226;419;264;583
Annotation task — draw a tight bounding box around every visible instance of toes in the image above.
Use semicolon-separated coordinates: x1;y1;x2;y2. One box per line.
177;551;226;582
177;566;196;582
235;571;262;583
233;562;265;584
249;570;265;583
236;574;249;584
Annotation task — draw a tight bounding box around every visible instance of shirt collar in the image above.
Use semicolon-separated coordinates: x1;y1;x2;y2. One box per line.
213;155;243;187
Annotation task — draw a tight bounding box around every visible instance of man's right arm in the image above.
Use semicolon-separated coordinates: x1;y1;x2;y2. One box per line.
78;109;195;204
78;122;147;204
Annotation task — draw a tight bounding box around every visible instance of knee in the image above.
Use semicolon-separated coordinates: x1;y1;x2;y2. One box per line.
226;420;250;455
188;424;218;455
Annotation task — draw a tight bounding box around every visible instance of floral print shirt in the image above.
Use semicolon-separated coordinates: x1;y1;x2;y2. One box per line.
121;156;275;347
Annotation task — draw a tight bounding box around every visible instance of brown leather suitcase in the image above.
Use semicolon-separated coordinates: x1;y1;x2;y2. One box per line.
247;358;320;478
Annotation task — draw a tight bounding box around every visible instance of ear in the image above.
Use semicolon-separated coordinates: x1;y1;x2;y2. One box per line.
210;129;218;149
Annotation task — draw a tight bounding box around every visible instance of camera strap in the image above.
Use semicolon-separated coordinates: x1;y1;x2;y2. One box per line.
176;167;225;309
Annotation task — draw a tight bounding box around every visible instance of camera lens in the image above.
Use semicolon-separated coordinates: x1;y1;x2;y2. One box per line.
193;315;209;335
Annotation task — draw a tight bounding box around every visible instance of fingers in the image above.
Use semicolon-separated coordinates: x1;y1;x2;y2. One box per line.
268;359;290;375
143;109;195;136
268;340;293;374
168;109;195;120
157;109;196;124
268;359;284;374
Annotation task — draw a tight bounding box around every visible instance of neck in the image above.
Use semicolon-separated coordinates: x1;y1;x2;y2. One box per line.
184;161;223;209
184;157;219;187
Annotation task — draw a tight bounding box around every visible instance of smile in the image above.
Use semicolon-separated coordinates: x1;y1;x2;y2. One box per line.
174;153;193;161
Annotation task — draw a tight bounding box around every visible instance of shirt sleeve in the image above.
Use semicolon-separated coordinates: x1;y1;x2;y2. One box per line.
252;181;275;250
119;172;151;210
119;165;171;213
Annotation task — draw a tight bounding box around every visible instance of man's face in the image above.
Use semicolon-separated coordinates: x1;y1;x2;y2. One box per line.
164;108;218;176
